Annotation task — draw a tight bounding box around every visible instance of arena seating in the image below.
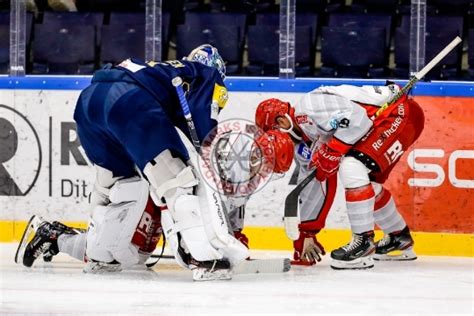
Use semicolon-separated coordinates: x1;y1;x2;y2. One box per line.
32;24;95;74
320;26;387;78
468;28;474;78
177;24;241;74
0;23;8;73
100;23;145;66
0;11;33;74
394;15;464;79
246;25;313;76
0;0;472;79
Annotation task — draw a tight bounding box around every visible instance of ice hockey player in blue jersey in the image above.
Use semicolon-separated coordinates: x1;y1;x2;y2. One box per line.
16;44;250;281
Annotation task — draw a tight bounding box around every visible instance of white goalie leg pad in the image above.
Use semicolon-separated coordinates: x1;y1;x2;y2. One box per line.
160;208;189;269
144;150;224;264
86;176;149;268
87;165;123;213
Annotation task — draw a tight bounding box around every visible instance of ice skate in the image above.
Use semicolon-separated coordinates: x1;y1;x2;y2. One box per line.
191;259;232;281
330;231;375;270
42;221;85;262
374;226;417;261
15;216;73;267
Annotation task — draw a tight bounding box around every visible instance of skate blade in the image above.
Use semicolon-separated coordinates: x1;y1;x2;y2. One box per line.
192;268;232;281
14;215;43;265
374;248;417;261
330;255;374;270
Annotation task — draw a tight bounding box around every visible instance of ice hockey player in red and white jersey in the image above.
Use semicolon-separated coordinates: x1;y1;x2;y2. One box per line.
255;83;424;269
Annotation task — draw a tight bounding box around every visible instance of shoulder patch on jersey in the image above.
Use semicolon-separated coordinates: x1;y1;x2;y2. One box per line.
295;114;312;125
212;83;228;109
118;59;145;73
373;86;382;94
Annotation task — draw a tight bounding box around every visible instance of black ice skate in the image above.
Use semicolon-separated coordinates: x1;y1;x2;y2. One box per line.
330;231;375;270
190;259;232;281
14;216;73;267
42;221;85;262
374;226;417;261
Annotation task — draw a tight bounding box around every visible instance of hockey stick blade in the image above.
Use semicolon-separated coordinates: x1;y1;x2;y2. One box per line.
284;169;316;240
150;254;291;274
232;258;291;274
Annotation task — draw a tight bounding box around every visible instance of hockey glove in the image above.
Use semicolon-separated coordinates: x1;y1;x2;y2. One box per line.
292;230;325;266
311;143;344;182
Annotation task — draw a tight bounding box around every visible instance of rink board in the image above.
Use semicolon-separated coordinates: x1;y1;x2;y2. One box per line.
0;76;473;256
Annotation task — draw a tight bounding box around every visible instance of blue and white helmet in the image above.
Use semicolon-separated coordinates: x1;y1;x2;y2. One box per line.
186;44;226;79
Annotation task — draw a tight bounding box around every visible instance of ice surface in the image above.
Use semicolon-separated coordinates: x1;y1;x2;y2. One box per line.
0;243;472;315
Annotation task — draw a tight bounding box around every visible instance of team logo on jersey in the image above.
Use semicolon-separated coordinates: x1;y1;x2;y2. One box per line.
0;104;42;196
338;118;350;128
197;119;275;198
212;83;228;109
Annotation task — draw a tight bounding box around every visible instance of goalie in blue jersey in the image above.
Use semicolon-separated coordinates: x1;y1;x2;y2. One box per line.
15;45;252;281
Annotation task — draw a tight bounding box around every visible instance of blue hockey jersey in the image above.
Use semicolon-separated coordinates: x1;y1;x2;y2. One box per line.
74;58;228;177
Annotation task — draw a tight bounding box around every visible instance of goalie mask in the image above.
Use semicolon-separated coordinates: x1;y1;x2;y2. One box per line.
253;130;294;174
186;44;226;80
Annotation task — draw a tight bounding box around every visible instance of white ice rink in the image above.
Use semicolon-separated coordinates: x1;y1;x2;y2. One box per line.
0;243;472;315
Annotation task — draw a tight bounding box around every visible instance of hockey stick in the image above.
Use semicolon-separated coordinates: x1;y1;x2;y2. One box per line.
283;36;463;241
172;76;291;273
150;253;291;274
172;76;234;235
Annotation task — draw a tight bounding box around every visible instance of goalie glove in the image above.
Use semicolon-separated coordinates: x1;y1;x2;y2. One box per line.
292;230;325;266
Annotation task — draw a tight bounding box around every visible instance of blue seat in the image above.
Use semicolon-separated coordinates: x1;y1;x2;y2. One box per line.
177;24;241;74
320;26;387;78
350;0;399;13
246;25;314;76
32;24;96;74
255;12;318;45
0;11;33;42
109;11;170;60
42;11;104;27
109;12;145;25
184;12;247;47
100;24;145;65
0;23;8;73
327;13;393;49
428;0;473;15
468;29;474;78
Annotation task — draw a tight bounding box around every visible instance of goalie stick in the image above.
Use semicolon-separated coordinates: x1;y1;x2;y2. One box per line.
283;36;463;241
149;253;291;274
172;77;291;273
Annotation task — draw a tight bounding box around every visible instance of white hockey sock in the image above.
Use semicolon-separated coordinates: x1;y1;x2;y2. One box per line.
374;186;406;234
58;232;87;262
345;185;375;234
